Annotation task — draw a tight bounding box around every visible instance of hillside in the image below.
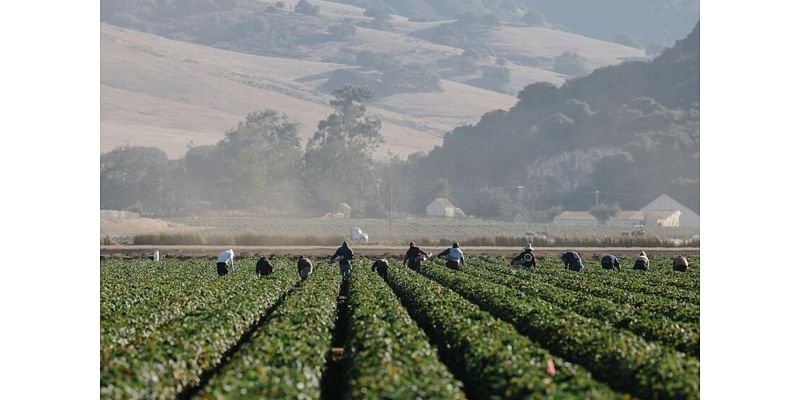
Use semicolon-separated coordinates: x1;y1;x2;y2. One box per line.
101;0;650;158
409;22;700;215
101;23;518;158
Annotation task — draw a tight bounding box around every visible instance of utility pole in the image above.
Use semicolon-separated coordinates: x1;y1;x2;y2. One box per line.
595;190;599;207
388;148;393;239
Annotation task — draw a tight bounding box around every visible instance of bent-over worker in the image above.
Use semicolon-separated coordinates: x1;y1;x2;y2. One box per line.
371;258;390;279
297;256;314;280
217;249;235;276
561;251;584;272
511;244;537;269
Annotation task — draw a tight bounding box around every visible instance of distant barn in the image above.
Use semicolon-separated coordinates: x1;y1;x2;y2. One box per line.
640;194;699;227
425;198;465;218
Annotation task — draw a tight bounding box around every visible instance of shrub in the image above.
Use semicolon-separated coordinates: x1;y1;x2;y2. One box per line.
294;0;319;16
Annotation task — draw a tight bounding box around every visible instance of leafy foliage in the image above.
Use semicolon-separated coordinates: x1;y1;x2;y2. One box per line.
385;262;621;399
199;262;340;399
589;202;621;223
345;261;466;398
101;258;298;399
420;260;700;399
101;255;700;398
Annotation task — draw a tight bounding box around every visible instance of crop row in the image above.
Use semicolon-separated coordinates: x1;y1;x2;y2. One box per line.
344;261;467;399
101;261;255;361
480;261;701;324
197;263;341;399
420;262;700;399
100;259;215;320
385;263;621;399
459;261;700;357
527;258;701;304
100;264;298;399
528;256;700;303
578;256;700;290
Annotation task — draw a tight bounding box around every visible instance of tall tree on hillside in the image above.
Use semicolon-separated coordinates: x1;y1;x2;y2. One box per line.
303;85;383;214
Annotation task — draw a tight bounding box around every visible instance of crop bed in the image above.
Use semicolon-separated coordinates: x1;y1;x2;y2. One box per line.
101;254;700;399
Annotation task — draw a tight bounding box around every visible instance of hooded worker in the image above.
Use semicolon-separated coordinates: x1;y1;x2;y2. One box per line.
404;242;430;272
633;251;650;271
560;251;584;272
371;258;390;279
437;242;465;270
256;255;273;277
297;255;314;280
673;255;689;272
330;241;355;281
511;244;537;269
601;254;621;270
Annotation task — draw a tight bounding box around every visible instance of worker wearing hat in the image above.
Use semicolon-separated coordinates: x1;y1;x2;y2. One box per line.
511;244;537;269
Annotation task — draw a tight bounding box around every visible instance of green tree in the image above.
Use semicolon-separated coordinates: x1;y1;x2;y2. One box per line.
589;202;622;224
100;146;170;213
432;178;452;201
303;85;383;213
217;110;302;208
294;0;319;16
472;187;519;221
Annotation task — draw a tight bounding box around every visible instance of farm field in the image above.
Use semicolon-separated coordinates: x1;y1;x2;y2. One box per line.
100;255;700;399
158;216;701;241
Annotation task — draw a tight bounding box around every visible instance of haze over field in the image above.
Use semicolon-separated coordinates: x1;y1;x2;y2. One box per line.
100;0;698;228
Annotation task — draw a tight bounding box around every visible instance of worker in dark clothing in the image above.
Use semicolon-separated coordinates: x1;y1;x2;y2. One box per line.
511;244;537;269
561;251;585;272
601;254;621;270
256;256;273;277
404;242;430;272
673;255;689;272
437;242;465;271
297;256;314;280
331;241;355;281
633;251;650;271
371;258;390;279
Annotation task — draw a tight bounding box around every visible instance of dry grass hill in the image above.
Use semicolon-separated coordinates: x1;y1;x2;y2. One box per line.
101;23;517;158
101;0;647;159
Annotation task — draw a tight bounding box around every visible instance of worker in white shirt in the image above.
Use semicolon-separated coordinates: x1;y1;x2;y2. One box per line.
217;249;235;276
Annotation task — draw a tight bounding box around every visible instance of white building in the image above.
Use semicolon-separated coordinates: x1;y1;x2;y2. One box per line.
640;194;699;227
425;198;465;218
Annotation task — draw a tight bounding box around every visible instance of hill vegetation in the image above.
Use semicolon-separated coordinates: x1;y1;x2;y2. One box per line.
101;21;699;220
409;22;700;215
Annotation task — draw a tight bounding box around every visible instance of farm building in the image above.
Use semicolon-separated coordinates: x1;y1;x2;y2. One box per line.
425;198;465;218
553;209;681;227
640;194;699;227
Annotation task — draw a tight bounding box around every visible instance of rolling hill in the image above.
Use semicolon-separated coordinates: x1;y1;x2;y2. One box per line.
101;0;650;159
101;23;517;158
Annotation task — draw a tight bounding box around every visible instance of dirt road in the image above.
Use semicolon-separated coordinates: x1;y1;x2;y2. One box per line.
101;245;699;259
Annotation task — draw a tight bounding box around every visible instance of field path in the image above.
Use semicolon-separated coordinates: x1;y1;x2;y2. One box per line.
101;245;700;258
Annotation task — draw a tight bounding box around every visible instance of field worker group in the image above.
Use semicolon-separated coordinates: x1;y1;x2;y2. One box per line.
204;244;691;279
